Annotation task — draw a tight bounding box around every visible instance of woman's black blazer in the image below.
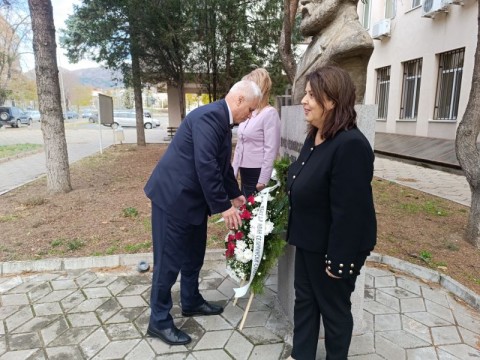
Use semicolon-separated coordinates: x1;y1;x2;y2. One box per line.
287;127;377;278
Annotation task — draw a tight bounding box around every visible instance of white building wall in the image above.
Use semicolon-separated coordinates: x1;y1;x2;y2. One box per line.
359;0;478;139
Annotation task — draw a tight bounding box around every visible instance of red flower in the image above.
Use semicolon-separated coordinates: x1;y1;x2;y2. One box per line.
227;234;235;241
247;195;255;204
225;241;236;258
240;209;251;220
235;231;244;240
239;204;246;211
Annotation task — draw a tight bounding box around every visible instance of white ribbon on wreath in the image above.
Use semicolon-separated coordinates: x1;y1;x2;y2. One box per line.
233;170;280;298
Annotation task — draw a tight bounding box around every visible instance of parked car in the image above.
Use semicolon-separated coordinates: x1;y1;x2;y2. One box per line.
144;110;152;118
26;110;41;122
0;106;31;127
152;117;161;127
86;112;99;123
64;111;79;119
104;111;156;129
82;110;95;118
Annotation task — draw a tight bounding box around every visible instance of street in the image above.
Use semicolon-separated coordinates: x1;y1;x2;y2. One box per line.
0;117;169;195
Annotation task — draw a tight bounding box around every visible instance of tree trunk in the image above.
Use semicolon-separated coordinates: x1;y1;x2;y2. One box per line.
128;4;146;146
28;0;71;193
131;50;145;146
178;70;186;120
465;186;480;248
279;0;298;85
455;5;480;248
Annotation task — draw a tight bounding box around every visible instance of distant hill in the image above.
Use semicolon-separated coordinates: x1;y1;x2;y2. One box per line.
71;67;123;89
24;67;123;89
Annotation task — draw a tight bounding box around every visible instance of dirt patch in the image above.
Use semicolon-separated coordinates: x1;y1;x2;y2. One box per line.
0;144;478;295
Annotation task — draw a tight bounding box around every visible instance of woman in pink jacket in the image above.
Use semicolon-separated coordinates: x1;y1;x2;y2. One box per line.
232;68;281;197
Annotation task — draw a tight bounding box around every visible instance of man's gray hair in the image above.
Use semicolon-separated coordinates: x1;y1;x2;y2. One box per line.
228;80;262;102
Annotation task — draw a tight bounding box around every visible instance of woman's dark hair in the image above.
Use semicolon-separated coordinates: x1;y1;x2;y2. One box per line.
305;66;357;140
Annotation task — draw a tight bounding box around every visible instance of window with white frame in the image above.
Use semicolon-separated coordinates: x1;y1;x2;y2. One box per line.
434;48;465;120
376;66;391;120
399;58;422;120
385;0;396;18
412;0;421;8
361;1;371;29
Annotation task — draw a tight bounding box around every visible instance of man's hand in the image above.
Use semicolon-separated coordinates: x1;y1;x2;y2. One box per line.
222;206;242;230
232;195;246;208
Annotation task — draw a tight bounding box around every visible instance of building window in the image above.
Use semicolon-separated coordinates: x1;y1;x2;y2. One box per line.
412;0;421;8
400;58;422;120
376;66;391;120
434;48;465;120
361;1;371;29
385;0;396;18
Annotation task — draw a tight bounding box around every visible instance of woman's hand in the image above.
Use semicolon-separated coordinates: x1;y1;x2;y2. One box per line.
232;195;246;208
256;183;266;191
326;268;342;279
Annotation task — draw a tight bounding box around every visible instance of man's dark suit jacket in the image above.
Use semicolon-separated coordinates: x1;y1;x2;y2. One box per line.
287;127;377;278
144;99;241;225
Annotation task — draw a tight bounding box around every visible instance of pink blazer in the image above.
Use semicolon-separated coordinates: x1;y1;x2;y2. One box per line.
232;105;281;185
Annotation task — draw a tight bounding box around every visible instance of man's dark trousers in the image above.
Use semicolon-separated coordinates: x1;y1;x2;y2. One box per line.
149;202;207;329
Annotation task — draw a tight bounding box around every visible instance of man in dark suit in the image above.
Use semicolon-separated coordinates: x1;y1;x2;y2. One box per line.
144;80;262;345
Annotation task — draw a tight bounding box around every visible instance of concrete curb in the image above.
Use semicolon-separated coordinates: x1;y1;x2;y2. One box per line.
0;249;477;311
367;252;480;311
0;249;225;276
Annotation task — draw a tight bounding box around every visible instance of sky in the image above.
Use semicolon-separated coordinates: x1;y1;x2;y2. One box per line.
22;0;100;72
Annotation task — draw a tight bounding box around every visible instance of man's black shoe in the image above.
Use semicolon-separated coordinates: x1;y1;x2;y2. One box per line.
147;324;191;345
182;301;224;317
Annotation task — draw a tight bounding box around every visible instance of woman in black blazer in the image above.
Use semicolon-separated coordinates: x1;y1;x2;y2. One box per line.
287;66;377;360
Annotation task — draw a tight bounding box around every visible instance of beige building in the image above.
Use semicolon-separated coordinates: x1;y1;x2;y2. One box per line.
358;0;478;140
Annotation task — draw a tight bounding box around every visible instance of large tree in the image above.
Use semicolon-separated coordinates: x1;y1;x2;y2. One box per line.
139;0;194;120
190;0;286;101
28;0;71;193
61;0;147;145
0;2;31;104
455;5;480;248
279;0;298;85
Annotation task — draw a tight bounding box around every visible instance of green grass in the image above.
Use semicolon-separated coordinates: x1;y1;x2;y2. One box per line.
0;215;17;222
105;246;118;255
51;239;63;247
400;200;448;216
124;242;151;253
419;250;432;262
122;207;139;218
67;239;85;251
142;218;152;232
0;144;43;159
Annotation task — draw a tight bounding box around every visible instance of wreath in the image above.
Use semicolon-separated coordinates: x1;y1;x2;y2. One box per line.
225;157;290;295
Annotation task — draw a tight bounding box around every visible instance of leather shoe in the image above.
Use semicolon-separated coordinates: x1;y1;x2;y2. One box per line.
147;324;191;345
182;301;223;317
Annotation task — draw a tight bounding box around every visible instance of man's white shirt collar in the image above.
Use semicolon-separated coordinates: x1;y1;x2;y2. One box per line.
225;101;233;127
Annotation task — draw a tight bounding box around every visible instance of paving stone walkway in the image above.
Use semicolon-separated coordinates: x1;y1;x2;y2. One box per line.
0;256;479;359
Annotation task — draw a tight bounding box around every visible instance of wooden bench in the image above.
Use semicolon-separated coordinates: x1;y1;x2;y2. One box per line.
167;126;178;139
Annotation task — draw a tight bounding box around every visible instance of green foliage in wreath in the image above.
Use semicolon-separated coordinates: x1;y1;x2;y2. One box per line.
250;156;290;294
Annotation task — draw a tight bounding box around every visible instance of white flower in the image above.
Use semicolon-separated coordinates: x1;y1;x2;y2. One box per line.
264;220;274;235
243;248;253;262
236;240;247;251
